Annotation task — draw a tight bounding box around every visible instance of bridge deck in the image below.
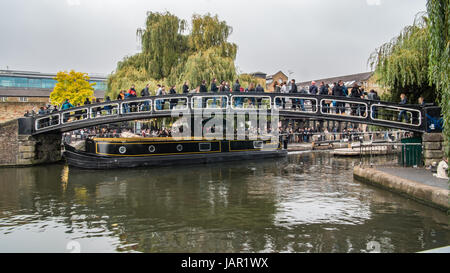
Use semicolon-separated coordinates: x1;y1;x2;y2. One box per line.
24;93;441;134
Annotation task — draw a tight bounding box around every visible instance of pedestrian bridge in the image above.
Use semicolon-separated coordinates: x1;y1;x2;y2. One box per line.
25;93;442;135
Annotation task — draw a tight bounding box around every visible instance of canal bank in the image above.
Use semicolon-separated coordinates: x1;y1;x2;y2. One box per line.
353;166;449;211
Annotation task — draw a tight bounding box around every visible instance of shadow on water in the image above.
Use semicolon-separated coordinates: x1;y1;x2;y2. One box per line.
0;152;448;253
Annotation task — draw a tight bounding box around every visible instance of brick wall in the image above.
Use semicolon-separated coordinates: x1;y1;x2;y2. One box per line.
0;101;48;123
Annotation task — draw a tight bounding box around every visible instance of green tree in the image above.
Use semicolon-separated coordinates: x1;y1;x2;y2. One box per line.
107;12;239;97
427;0;449;156
369;13;437;104
136;11;188;80
50;70;95;106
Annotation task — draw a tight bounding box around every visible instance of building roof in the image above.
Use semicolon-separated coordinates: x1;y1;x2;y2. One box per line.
266;71;288;80
0;69;107;81
297;72;373;87
0;87;105;98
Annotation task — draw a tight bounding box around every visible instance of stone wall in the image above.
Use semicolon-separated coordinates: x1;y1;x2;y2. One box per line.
354;166;449;211
0;119;20;165
0;100;48;123
422;133;446;167
0;119;62;167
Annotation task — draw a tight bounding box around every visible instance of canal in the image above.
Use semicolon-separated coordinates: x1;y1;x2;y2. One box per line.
0;152;448;253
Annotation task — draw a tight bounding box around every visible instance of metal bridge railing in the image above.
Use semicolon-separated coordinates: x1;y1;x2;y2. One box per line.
31;93;433;133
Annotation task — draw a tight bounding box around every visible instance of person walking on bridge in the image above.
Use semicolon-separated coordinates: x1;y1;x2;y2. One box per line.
210;78;219;107
182;81;190;94
309;81;318;95
397;93;409;122
140;84;150;111
332;80;345;114
349;83;361;116
233;79;242;107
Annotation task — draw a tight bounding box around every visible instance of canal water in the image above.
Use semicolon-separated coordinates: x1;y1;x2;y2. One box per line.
0;152;448;253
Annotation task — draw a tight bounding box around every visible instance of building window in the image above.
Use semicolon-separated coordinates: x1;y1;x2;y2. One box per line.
0;97;7;102
29;79;42;88
19;97;28;102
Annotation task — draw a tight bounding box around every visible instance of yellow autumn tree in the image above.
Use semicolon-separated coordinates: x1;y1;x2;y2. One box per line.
50;70;96;106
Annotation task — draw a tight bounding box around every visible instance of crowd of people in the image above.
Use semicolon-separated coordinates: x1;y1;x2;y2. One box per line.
279;126;367;143
65;126;176;144
25;78;429;122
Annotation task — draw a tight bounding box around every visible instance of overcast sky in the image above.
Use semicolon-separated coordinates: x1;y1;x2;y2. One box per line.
0;0;427;81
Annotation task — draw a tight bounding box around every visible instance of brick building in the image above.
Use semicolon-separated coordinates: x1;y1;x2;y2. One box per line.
265;71;288;92
296;71;384;93
0;70;107;123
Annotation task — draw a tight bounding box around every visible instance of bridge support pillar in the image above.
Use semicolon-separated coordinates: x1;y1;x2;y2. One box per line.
0;118;62;167
422;132;446;167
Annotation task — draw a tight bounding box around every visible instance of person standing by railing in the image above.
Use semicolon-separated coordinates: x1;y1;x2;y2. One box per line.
182;81;189;94
397;93;409;122
320;82;331;113
309;81;318;95
117;90;125;101
279;81;288;109
140;84;150;111
349;83;361;116
155;84;163;110
199;80;208;108
210;78;219;107
233;79;241;107
332;81;345;114
169;85;178;109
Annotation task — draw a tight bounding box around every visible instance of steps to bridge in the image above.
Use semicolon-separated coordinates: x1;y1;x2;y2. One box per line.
0;118;61;167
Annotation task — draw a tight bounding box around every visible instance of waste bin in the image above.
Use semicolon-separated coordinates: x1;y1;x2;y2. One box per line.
398;137;422;166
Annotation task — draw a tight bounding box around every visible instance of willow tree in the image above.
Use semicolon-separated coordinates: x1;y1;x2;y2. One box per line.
136;11;188;80
427;0;449;156
369;13;437;104
107;12;239;97
189;13;237;56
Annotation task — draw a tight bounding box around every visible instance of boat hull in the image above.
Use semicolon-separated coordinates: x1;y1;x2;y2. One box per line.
63;138;287;169
63;147;287;169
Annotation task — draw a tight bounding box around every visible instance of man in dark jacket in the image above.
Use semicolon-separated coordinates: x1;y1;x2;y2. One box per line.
210;78;218;92
349;83;361;116
210;78;219;107
398;93;409;122
255;84;264;92
290;79;298;93
141;84;150;97
319;82;328;95
289;79;304;111
200;80;207;93
309;81;318;95
140;84;150;111
182;81;189;94
233;80;241;107
232;79;240;92
199;80;207;108
169;85;177;109
332;81;345;114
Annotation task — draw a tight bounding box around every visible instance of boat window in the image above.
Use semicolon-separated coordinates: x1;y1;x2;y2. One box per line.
176;144;183;152
199;143;211;152
119;146;127;154
253;141;263;149
148;145;156;153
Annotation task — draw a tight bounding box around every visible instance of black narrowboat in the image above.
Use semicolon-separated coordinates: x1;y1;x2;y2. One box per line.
63;137;287;169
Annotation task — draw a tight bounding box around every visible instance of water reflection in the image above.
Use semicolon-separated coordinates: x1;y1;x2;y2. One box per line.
0;153;448;253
